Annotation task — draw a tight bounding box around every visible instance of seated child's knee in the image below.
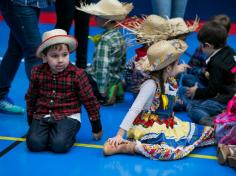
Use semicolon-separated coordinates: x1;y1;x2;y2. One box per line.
26;135;47;152
50;138;70;153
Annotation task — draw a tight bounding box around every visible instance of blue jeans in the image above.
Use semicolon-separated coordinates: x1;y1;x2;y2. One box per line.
151;0;189;18
0;1;42;99
187;99;226;123
181;74;207;88
27;117;81;153
175;73;207;111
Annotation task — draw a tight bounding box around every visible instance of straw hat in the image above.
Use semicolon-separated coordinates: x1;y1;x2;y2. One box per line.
135;39;188;71
36;29;78;58
140;15;169;34
119;15;199;45
136;15;172;44
167;17;199;38
119;15;171;45
76;0;133;21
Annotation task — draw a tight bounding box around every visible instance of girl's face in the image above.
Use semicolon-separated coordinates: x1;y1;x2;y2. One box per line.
165;59;179;77
43;44;70;74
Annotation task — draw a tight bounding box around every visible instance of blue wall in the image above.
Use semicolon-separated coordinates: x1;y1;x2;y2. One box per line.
45;0;236;22
184;0;236;21
120;0;236;21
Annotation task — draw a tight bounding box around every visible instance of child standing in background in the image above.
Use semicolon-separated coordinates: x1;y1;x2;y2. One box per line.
77;0;133;106
26;29;102;153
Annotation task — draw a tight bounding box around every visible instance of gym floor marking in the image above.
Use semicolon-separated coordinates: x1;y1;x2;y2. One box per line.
0;136;217;160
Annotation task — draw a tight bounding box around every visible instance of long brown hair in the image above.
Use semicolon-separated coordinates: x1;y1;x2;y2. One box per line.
150;60;177;93
150;60;177;109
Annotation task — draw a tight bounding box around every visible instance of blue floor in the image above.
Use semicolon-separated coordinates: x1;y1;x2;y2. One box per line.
0;21;235;175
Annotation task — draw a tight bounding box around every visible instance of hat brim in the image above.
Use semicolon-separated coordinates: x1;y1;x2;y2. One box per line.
36;35;78;58
135;55;181;72
78;8;128;21
135;43;187;72
168;17;200;38
153;55;180;71
76;2;133;21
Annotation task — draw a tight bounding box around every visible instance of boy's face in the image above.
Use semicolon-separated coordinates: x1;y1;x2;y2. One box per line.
200;42;215;56
43;44;70;74
95;16;108;27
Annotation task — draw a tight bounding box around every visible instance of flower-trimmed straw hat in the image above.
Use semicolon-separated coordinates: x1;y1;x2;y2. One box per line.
135;39;188;71
167;17;199;38
119;15;171;45
118;15;199;45
76;0;133;21
36;29;78;58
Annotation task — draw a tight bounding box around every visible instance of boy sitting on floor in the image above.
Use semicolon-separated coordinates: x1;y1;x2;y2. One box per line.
26;29;102;153
186;21;236;127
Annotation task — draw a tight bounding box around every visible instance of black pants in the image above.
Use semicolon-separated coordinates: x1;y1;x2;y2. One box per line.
86;73;106;102
26;117;80;153
55;0;91;68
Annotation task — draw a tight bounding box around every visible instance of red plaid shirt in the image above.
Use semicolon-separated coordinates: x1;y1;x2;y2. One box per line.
25;63;101;131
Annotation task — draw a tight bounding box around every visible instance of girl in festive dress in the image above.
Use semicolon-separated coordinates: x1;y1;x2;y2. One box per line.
103;39;214;160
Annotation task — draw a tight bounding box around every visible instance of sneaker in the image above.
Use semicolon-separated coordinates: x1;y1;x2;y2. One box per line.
217;144;230;165
217;144;236;166
6;96;14;104
0;99;25;114
228;155;236;169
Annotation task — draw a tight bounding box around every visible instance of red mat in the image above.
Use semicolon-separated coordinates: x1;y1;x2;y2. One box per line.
1;12;236;34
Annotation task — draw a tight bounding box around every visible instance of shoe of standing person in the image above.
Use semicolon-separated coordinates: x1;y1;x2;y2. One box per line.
0;99;24;114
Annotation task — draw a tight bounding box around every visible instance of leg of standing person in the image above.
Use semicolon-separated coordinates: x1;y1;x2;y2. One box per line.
0;1;42;114
74;0;91;69
55;0;90;69
171;0;189;18
54;0;75;33
151;0;171;18
0;33;23;101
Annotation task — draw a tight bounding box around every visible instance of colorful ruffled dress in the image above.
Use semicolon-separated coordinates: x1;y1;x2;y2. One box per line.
127;77;215;160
